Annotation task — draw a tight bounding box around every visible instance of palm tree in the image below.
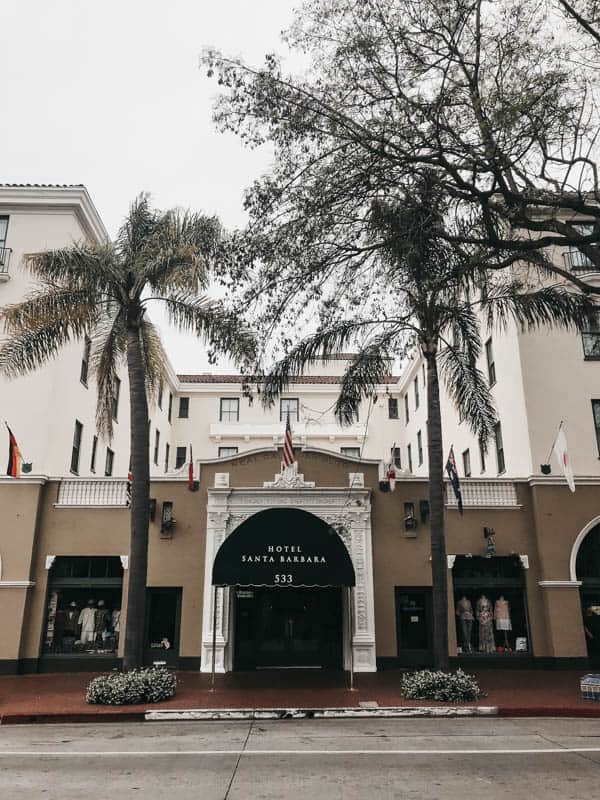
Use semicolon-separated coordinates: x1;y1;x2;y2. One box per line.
257;177;594;670
0;194;256;670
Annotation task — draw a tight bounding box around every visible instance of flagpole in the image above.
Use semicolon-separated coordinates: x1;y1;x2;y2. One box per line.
546;420;564;465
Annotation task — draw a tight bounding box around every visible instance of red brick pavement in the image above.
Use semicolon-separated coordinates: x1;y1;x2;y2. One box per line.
1;669;599;722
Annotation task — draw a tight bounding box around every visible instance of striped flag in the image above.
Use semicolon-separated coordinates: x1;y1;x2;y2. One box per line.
445;445;463;514
5;423;22;478
126;470;132;507
553;424;575;493
281;413;295;469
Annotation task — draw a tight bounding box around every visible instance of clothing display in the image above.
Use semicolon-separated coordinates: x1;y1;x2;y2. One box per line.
94;605;110;639
476;595;495;653
78;605;97;644
494;597;512;631
111;609;121;633
456;596;474;653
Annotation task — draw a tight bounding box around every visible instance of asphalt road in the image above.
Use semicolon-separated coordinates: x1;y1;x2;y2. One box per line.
2;717;600;799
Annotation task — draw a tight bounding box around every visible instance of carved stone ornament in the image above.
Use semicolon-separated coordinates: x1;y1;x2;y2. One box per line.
263;462;315;489
45;555;56;570
120;555;129;570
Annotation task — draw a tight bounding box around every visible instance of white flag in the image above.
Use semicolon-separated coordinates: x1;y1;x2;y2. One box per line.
553;426;575;492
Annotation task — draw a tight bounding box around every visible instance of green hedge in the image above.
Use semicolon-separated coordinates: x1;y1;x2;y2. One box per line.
86;668;176;705
400;669;482;702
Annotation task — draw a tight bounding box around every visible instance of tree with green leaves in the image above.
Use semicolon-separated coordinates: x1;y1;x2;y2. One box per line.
0;194;256;670
204;0;600;287
228;174;594;670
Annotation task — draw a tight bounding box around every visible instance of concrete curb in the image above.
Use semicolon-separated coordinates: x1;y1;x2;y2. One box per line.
144;706;499;721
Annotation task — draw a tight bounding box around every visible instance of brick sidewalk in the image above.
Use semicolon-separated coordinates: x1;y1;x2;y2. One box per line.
1;669;599;722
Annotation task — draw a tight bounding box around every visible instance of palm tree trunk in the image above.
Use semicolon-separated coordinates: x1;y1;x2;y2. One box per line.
123;326;150;670
425;351;450;671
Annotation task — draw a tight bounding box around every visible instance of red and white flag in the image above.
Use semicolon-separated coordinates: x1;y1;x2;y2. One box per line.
553;424;575;492
281;413;295;469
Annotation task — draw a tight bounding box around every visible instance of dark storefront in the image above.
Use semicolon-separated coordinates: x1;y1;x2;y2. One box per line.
576;524;600;667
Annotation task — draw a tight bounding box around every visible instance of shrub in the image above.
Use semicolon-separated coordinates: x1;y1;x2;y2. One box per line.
86;668;176;705
400;668;481;702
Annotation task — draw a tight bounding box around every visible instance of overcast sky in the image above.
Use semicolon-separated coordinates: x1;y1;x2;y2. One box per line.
1;0;299;371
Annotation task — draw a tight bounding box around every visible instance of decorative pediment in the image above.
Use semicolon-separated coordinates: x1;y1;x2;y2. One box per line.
263;463;315;489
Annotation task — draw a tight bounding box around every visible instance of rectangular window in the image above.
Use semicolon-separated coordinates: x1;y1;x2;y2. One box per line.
414;377;420;409
479;438;486;473
218;446;239;458
592;400;600;456
111;377;121;421
422;363;426;387
70;420;83;474
568;224;596;271
158;380;164;409
582;310;600;360
494;422;505;474
164;442;170;473
0;217;8;272
417;430;423;465
168;392;173;423
104;448;114;477
80;336;91;386
485;338;496;386
178;397;189;418
0;216;8;248
393;447;402;469
404;394;409;424
280;398;299;422
341;447;361;458
90;435;98;473
153;429;160;466
220;398;240;422
407;443;413;473
462;448;471;477
175;446;187;469
388;397;398;419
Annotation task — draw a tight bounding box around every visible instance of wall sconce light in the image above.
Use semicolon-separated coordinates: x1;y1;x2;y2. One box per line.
160;501;176;537
419;500;430;523
404;502;418;531
149;498;157;522
540;463;551;475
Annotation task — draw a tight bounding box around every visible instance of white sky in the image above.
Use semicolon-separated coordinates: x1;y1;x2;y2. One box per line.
1;0;299;371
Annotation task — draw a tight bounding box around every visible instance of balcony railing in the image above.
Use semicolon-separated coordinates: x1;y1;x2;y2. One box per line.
565;249;599;272
57;479;129;507
446;480;519;508
0;247;11;277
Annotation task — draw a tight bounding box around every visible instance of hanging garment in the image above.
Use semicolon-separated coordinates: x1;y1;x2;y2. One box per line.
476;596;495;653
64;610;79;635
494;598;512;631
111;610;121;633
78;607;96;644
95;609;110;636
456;597;474;652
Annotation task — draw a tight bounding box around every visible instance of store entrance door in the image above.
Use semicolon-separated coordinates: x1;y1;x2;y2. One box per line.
144;588;181;667
234;587;343;669
395;587;433;667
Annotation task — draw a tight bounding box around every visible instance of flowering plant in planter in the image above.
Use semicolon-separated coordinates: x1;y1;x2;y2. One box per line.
86;668;176;705
401;669;481;702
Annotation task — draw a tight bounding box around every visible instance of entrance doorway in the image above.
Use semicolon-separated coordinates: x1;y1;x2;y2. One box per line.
395;587;433;666
576;523;600;666
234;587;343;669
144;588;181;667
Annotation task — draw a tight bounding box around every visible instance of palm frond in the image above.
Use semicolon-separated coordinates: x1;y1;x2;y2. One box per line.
93;311;127;441
139;319;166;401
23;242;115;289
438;344;497;445
0;291;100;378
260;320;377;405
485;283;597;333
335;341;395;425
139;211;221;295
161;293;257;366
116;193;159;265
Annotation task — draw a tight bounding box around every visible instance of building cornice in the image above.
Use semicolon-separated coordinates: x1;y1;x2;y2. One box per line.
0;581;35;588
0;185;108;244
0;476;48;485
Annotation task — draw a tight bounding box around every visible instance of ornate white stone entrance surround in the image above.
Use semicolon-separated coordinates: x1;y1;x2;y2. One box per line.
200;468;377;673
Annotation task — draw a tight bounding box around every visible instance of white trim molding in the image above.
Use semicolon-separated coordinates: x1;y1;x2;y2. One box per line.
570;515;600;582
120;555;129;570
45;555;56;570
201;484;377;674
0;581;35;588
538;580;582;588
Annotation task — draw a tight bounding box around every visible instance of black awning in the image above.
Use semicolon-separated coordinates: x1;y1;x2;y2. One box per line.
212;508;355;587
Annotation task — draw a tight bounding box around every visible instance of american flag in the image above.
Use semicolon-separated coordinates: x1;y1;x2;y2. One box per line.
281;412;295;469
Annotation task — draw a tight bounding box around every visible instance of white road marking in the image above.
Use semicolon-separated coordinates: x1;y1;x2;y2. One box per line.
1;747;600;757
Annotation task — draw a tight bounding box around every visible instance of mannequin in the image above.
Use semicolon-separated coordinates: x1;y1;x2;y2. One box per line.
111;607;121;645
494;595;512;648
94;600;110;642
64;601;79;636
78;599;97;644
476;594;495;653
455;596;474;653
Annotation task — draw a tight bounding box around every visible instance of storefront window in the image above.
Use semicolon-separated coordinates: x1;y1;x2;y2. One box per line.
43;557;123;657
453;555;530;655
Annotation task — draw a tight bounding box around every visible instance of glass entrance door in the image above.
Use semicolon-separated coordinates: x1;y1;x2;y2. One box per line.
395;587;433;666
234;587;342;669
